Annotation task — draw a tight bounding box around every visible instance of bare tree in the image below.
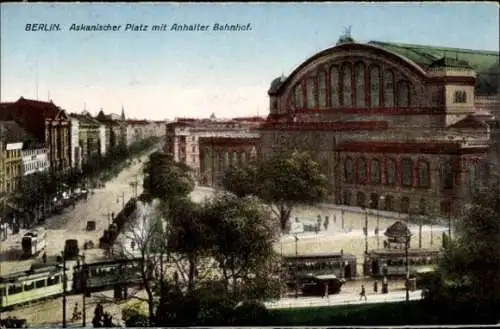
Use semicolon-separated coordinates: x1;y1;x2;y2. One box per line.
117;199;168;324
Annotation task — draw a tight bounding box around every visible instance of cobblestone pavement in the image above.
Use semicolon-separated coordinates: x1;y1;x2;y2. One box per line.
0;154;151;275
190;185;446;275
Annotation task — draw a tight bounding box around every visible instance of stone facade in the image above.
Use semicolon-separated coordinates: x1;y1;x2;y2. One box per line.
198;137;260;186
262;41;498;218
0;98;71;178
21;147;50;176
69;113;101;165
165;116;263;180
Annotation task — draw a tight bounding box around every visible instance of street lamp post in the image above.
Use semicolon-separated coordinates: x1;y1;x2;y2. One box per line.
363;204;369;255
117;192;125;209
77;253;87;327
294;234;299;299
405;232;410;303
377;196;384;249
61;251;67;328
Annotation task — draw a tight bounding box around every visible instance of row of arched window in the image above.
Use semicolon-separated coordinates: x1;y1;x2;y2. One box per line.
294;63;412;110
343;157;454;189
343;191;453;216
202;149;252;172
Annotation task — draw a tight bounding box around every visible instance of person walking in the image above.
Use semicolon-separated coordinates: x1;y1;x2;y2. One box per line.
360;284;367;301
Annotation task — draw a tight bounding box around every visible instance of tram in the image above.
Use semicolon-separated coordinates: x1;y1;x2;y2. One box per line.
0;265;64;311
72;257;146;293
21;229;47;258
368;248;440;277
282;252;357;289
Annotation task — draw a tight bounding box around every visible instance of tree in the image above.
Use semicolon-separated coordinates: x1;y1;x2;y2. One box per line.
142;151;195;207
200;192;281;299
222;150;329;231
432;184;500;321
119;201;169;324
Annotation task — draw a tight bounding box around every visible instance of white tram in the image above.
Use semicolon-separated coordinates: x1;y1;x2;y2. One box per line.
0;265;64;311
368;248;440;277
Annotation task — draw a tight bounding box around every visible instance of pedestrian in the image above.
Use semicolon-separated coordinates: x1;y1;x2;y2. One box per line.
324;282;329;299
373;280;378;293
360;284;367;301
42;252;47;264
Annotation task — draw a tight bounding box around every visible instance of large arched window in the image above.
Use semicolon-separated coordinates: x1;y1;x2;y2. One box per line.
330;66;340;107
223;151;229;168
355;62;365;108
397;80;410;108
213;152;219;172
357;157;367;183
204;149;212;171
318;71;327;108
232;150;238;166
294;83;304;108
342;63;352;107
417;160;430;187
371;159;381;184
306;77;316;109
344;157;354;183
441;160;454;189
369;65;380;108
401;158;413;187
386;158;397;185
383;69;394;108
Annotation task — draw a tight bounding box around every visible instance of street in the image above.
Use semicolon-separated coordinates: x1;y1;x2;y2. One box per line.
0;154;149;275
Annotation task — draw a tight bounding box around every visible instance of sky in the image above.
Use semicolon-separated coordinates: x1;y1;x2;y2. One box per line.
1;3;499;121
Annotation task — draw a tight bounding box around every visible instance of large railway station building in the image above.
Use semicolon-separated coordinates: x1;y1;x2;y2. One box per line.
260;38;499;218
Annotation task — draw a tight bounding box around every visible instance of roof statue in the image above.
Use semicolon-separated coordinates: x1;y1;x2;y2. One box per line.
336;25;354;45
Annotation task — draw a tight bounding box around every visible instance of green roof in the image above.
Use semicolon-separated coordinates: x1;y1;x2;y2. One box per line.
369;41;499;95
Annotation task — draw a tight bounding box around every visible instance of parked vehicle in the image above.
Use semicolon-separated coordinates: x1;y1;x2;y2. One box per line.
64;239;79;260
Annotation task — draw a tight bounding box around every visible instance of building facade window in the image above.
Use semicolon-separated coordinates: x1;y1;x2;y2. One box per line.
418;198;426;215
343;191;352;206
400;197;410;213
417;160;430;187
344;157;354;183
441;160;454;189
397;80;410;107
401;158;413;187
384;195;393;211
342;63;352;107
356;157;367;183
294;83;304;108
454;90;467;103
371;159;381;184
383;69;395;108
330;66;340;107
355;62;366;108
318;71;327;108
356;191;366;207
386;158;397;185
370;66;380;108
306;78;316;109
